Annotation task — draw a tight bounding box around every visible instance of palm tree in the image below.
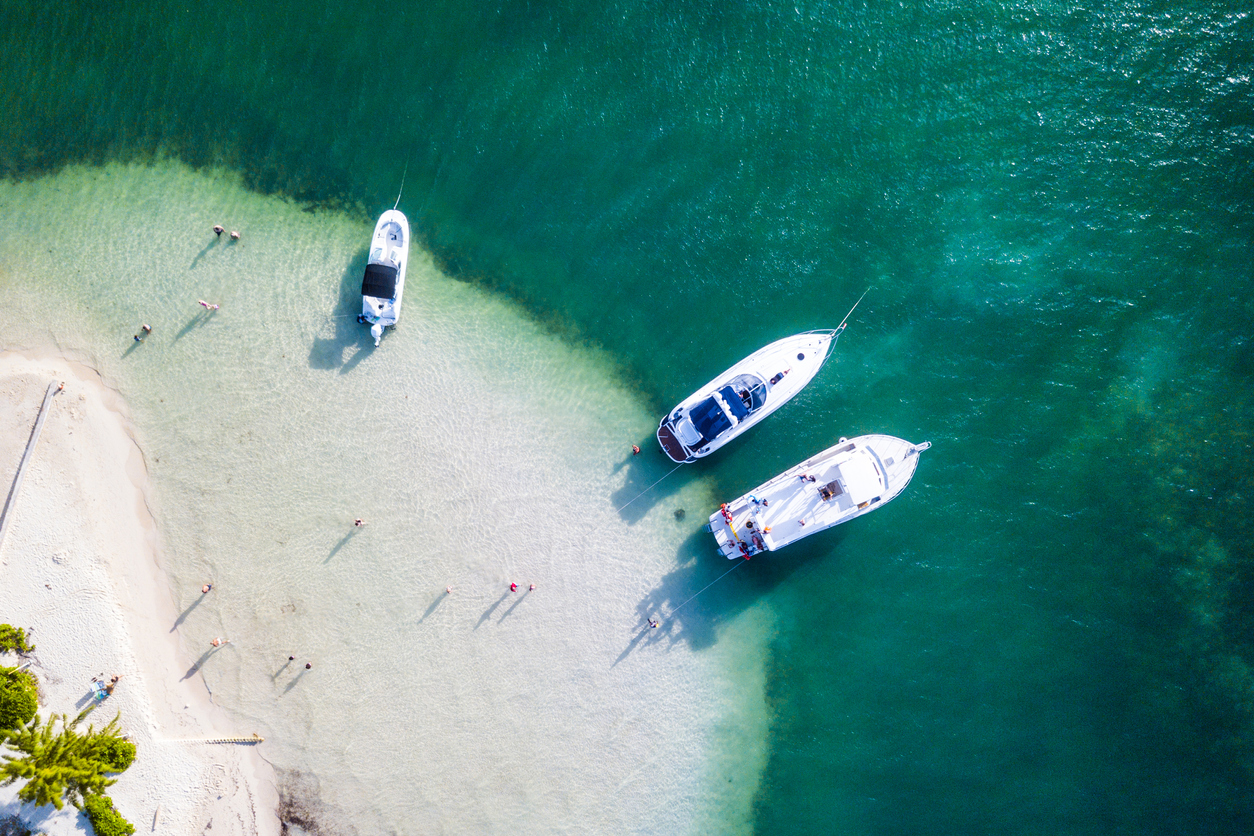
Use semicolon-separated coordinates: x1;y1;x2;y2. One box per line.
0;712;123;809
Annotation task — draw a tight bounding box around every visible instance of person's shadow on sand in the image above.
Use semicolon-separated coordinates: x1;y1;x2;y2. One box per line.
189;236;221;269
419;591;448;623
270;658;294;682
172;310;214;344
475;592;510;629
171;595;206;632
282;669;308;695
180;647;221;681
324;527;361;563
498;589;531;623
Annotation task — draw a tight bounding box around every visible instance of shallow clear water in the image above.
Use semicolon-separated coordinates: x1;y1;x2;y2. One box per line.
3;0;1254;832
0;163;771;833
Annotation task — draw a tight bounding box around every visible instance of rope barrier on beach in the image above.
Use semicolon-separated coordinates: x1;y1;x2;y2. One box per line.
0;380;58;556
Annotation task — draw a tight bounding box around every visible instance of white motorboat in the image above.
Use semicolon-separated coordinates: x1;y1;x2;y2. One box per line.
358;209;410;346
708;434;931;558
656;330;841;463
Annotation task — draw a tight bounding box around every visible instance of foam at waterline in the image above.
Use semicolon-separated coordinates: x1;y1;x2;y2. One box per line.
0;161;772;834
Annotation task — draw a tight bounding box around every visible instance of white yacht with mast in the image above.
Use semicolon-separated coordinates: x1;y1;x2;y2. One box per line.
708;434;931;558
359;186;410;346
656;290;869;463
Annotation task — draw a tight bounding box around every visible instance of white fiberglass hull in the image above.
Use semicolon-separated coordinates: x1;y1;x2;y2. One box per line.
656;329;839;463
708;434;931;558
360;209;410;345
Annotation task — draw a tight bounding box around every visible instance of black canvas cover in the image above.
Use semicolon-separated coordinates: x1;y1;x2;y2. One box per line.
361;263;399;299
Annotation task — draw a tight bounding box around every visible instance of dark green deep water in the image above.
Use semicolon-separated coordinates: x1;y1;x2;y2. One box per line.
4;1;1254;832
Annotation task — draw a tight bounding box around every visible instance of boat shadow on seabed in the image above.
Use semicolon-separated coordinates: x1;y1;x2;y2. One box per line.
308;248;375;374
612;527;840;666
609;434;690;524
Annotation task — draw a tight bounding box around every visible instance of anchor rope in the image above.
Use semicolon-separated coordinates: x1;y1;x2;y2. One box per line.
663;558;748;621
614;463;684;514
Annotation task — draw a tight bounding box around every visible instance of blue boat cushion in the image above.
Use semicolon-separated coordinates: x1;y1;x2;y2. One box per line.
362;263;399;299
718;386;750;421
688;396;732;446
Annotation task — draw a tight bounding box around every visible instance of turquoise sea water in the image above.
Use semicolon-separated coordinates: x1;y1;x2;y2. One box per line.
3;1;1253;833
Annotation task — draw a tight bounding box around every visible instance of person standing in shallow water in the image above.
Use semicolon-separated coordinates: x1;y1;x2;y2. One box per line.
213;225;224;236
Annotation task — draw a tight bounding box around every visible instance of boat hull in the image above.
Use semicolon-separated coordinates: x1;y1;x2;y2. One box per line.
656;330;839;463
360;209;410;344
708;434;930;558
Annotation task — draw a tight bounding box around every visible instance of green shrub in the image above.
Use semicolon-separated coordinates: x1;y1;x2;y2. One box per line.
0;712;134;810
83;795;135;836
94;736;136;772
0;626;34;654
0;666;38;730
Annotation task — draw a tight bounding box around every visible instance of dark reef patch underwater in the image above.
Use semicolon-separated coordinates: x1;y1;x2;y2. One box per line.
3;0;1254;832
278;770;356;836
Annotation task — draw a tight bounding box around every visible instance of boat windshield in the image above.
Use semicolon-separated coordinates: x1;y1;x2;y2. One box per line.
361;263;398;299
688;396;732;445
724;374;767;413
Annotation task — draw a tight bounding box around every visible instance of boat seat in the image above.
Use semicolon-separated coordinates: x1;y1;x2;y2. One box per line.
818;480;844;501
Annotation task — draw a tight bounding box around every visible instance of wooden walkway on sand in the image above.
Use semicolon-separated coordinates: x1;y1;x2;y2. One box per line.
0;380;59;557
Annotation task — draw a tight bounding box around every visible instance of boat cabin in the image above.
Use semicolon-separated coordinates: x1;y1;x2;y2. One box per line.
670;375;767;451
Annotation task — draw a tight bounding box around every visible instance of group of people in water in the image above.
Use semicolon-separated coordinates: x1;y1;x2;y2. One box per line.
131;224;239;342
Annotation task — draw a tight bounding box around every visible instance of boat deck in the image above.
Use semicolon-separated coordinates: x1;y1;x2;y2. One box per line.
371;220;406;268
656;422;691;462
709;434;927;558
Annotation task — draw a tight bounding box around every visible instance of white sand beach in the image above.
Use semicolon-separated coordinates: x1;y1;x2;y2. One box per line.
0;352;278;836
0;162;774;834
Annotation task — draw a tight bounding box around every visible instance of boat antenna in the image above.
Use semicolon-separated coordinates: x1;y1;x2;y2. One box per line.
837;286;873;331
393;162;408;211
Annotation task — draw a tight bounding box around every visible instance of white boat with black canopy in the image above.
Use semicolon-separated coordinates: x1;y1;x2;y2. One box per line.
655;290;870;463
708;434;931;558
358;208;410;346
